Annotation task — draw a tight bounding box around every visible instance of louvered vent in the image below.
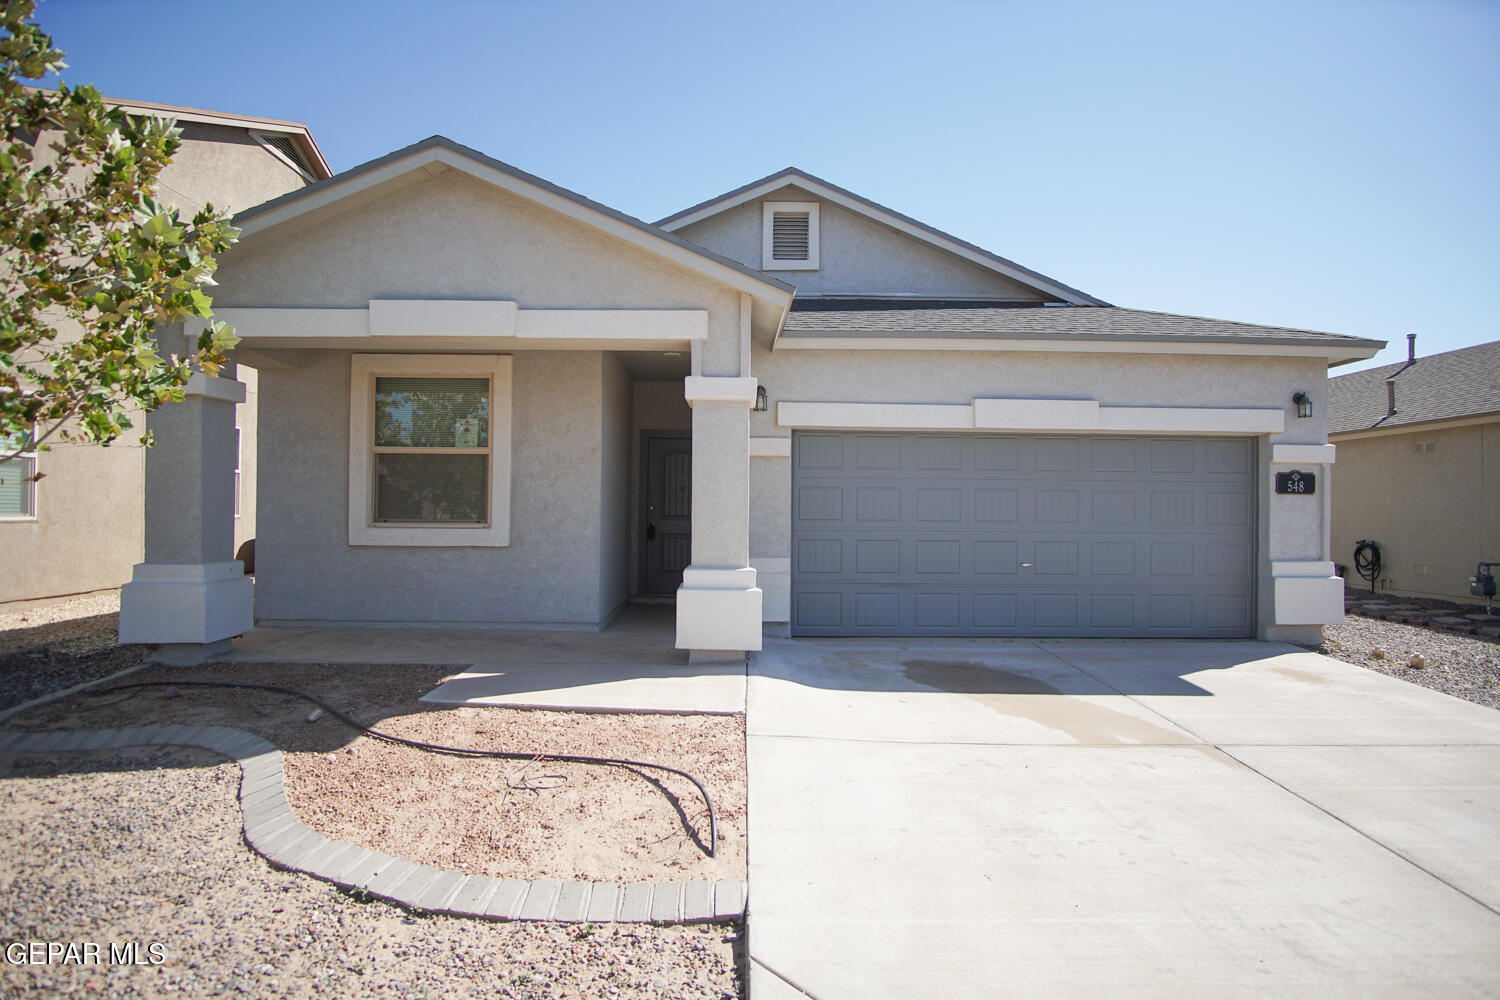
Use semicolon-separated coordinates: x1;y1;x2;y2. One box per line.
260;133;312;176
771;211;811;261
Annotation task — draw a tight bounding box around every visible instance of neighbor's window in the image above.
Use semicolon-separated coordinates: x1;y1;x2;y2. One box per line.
0;433;36;520
371;376;491;525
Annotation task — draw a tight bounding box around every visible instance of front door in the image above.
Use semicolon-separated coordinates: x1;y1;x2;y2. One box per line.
642;433;691;595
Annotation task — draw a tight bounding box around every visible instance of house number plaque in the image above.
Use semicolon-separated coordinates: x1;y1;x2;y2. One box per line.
1274;470;1316;495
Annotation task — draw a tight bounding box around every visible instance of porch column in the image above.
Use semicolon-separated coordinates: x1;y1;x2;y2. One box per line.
677;375;761;660
119;373;253;664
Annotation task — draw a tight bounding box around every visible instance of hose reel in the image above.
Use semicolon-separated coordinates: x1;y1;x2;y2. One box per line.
1353;539;1381;594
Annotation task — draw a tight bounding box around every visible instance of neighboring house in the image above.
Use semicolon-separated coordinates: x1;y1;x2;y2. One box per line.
1329;337;1500;602
117;139;1382;663
0;97;331;604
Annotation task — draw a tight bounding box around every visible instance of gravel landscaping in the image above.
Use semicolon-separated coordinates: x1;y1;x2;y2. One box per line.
0;591;145;713
10;663;746;885
1318;613;1500;710
0;747;740;999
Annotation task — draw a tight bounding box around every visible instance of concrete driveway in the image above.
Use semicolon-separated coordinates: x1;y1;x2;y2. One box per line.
746;639;1500;999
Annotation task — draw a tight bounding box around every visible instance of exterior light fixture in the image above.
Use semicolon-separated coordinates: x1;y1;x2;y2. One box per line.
1292;391;1312;419
753;385;769;412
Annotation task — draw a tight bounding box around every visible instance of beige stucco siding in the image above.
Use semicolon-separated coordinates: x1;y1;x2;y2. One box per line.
254;350;609;626
0;126;306;606
1331;421;1500;602
216;171;748;377
158;124;307;216
0;440;143;603
674;184;1050;300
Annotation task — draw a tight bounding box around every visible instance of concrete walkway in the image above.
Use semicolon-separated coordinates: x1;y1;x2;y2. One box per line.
746;639;1500;999
219;605;746;714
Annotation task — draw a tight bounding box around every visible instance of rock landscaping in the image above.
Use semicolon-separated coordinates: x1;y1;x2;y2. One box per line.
1320;593;1500;710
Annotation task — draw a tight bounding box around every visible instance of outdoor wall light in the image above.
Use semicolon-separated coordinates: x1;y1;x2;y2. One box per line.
754;385;769;412
1292;391;1313;419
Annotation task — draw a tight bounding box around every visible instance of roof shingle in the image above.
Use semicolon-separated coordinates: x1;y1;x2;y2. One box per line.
1328;339;1500;435
784;298;1381;352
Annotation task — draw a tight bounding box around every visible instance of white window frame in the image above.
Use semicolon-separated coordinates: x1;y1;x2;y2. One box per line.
233;422;241;519
349;353;512;547
0;434;37;522
762;201;820;271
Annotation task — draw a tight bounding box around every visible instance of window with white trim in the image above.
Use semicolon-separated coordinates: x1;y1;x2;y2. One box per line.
0;433;36;520
762;201;820;270
349;354;512;547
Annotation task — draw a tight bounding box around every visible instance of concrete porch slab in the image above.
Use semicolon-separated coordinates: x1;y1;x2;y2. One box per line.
419;660;746;715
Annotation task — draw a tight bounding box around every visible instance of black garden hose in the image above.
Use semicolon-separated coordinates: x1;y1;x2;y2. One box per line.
86;680;718;858
1353;539;1382;595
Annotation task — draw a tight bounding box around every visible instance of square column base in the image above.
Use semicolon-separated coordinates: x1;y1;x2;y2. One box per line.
676;570;763;653
120;561;253;648
1272;561;1344;625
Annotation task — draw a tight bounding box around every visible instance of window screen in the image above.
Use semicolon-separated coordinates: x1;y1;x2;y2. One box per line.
371;377;490;524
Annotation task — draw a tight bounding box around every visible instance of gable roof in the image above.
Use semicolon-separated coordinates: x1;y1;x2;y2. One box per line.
232;136;795;327
1329;339;1500;435
654;166;1109;307
103;94;332;180
782;298;1382;361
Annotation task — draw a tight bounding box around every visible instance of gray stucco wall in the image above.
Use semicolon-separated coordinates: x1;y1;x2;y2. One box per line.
1331;421;1500;602
674;184;1051;300
216;170;748;377
599;353;632;620
255;350;608;626
748;345;1332;636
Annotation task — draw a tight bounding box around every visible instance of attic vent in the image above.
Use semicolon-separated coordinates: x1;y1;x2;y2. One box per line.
772;212;810;260
762;201;819;271
250;130;315;181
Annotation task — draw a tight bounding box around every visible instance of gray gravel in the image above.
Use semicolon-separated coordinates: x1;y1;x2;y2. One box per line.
0;591;146;712
1319;614;1500;710
0;747;741;998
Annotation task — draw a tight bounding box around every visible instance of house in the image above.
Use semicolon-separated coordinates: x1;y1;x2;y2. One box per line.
116;138;1382;663
0;97;331;605
1329;336;1500;602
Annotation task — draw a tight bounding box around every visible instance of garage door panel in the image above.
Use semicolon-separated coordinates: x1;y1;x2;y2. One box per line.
792;432;1256;638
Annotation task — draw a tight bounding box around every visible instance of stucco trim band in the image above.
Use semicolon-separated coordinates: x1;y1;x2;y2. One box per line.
183;373;247;404
777;398;1285;434
1271;444;1337;464
213;305;708;345
684;377;758;405
347;353;513;548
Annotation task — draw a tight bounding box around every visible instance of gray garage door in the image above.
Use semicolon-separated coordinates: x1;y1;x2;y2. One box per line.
791;432;1256;637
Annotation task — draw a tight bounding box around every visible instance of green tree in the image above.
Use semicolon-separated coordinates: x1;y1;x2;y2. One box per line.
0;0;240;470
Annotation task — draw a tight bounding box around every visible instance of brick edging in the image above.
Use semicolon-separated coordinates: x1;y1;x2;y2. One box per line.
0;726;745;924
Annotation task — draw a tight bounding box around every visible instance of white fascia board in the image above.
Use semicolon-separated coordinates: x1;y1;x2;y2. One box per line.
1271;443;1336;464
661;174;1096;305
778;398;1283;434
774;335;1377;364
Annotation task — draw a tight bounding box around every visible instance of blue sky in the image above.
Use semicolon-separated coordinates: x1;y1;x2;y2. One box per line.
36;0;1499;372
